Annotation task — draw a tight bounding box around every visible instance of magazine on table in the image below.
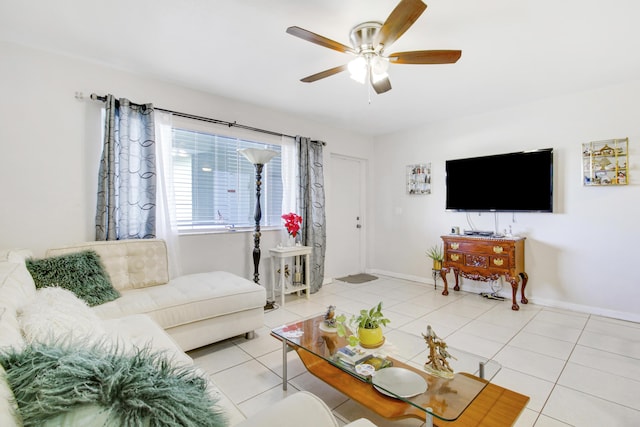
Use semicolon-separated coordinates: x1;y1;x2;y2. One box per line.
335;346;371;366
333;347;393;379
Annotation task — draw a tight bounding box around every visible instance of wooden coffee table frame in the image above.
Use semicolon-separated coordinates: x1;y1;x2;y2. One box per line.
272;320;529;426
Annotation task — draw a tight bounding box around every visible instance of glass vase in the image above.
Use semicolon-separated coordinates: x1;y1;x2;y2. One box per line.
281;230;295;247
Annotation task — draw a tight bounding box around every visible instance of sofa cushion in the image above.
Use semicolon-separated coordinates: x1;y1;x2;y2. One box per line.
19;287;106;345
0;259;36;351
26;250;119;306
92;271;266;330
0;249;33;263
0;260;36;312
0;364;21;427
0;305;24;352
101;314;193;367
101;315;245;425
46;239;169;291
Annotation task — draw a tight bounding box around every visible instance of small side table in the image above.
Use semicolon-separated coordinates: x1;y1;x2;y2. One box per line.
269;245;312;307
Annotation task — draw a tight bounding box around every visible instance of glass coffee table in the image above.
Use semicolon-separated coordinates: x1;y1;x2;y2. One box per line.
271;315;528;426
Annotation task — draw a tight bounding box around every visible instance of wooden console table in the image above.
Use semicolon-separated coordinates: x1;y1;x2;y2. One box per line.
440;235;528;310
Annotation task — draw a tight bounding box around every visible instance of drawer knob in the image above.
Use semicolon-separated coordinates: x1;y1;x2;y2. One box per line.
450;254;460;261
493;246;504;254
493;258;504;266
451;243;459;250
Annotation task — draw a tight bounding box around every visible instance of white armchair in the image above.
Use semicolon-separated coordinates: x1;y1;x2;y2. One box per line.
235;391;377;427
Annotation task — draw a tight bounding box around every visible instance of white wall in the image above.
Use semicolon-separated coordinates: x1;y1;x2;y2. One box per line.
0;41;374;286
371;80;640;322
3;40;638;321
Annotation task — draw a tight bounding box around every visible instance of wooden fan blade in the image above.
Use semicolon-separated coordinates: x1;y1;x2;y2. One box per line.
286;26;356;54
301;65;348;83
371;74;392;94
377;0;427;49
388;50;462;64
389;50;462;64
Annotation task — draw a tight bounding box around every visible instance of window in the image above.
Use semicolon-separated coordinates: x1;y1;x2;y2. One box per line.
171;124;283;231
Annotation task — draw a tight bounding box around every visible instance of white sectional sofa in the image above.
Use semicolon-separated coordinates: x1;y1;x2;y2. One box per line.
45;239;265;351
0;246;377;426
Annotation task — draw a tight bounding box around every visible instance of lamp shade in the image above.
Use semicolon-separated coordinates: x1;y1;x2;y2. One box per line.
238;148;279;165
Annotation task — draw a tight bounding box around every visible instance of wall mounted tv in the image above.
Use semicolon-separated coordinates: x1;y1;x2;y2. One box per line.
445;148;553;212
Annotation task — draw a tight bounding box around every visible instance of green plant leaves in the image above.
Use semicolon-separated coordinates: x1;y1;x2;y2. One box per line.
334;303;390;346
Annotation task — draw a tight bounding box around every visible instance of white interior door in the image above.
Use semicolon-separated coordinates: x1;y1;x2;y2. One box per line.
328;154;365;278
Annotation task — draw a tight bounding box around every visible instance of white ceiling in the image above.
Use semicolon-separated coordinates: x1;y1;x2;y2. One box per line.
2;0;640;136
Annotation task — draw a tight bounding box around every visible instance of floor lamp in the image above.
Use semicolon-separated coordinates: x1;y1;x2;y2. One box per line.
238;148;279;310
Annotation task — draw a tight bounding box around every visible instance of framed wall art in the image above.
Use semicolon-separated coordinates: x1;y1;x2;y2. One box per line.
582;138;629;186
406;163;431;195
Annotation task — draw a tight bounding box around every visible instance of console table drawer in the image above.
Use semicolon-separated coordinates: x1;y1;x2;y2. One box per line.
488;255;510;271
447;241;511;256
447;252;464;265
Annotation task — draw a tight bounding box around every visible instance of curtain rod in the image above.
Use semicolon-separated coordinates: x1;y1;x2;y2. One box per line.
89;93;327;144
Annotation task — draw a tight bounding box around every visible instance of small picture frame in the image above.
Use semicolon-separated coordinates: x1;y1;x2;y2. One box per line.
407;163;431;195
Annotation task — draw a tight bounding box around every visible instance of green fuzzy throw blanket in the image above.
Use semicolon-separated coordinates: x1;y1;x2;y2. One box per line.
0;341;227;427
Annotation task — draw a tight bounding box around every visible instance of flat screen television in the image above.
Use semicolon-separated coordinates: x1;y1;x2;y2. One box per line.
445;148;553;212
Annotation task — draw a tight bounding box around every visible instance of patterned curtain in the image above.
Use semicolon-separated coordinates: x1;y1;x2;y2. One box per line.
95;95;156;240
296;136;326;293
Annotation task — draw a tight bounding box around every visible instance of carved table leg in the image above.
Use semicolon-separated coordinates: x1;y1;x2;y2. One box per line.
508;276;520;311
453;269;460;291
440;268;449;296
520;272;529;304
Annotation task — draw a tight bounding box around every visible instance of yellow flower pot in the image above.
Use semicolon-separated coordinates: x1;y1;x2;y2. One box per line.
433;260;443;270
358;327;384;349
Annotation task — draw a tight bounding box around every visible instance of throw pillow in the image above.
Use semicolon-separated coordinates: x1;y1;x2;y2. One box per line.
25;250;119;306
18;287;107;345
0;340;227;427
0;304;25;351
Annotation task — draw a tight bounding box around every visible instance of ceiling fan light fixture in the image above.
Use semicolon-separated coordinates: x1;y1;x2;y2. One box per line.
371;56;389;83
348;56;368;84
371;70;389;84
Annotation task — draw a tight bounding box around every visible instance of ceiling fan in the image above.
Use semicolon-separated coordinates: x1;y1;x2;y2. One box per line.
286;0;461;94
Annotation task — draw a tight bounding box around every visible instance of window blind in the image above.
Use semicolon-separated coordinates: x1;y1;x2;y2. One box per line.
172;128;283;230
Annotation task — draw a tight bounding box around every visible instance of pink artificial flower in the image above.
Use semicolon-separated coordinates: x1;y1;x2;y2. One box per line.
282;212;303;237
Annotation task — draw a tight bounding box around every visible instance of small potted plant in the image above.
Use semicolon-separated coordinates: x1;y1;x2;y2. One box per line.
426;244;444;270
336;302;390;348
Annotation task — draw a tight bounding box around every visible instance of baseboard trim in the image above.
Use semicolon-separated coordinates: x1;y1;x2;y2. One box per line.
529;297;640;323
366;269;640;323
367;269;431;286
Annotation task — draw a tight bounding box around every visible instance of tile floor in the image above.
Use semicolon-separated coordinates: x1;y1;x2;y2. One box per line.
188;276;640;426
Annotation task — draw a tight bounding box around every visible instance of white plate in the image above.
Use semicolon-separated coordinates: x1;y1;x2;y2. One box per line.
372;367;428;398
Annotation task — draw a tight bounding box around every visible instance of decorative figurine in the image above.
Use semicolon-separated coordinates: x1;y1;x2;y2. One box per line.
276;264;290;279
323;305;337;329
422;325;456;379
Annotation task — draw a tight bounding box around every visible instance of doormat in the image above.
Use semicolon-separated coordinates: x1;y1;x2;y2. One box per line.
336;273;378;284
